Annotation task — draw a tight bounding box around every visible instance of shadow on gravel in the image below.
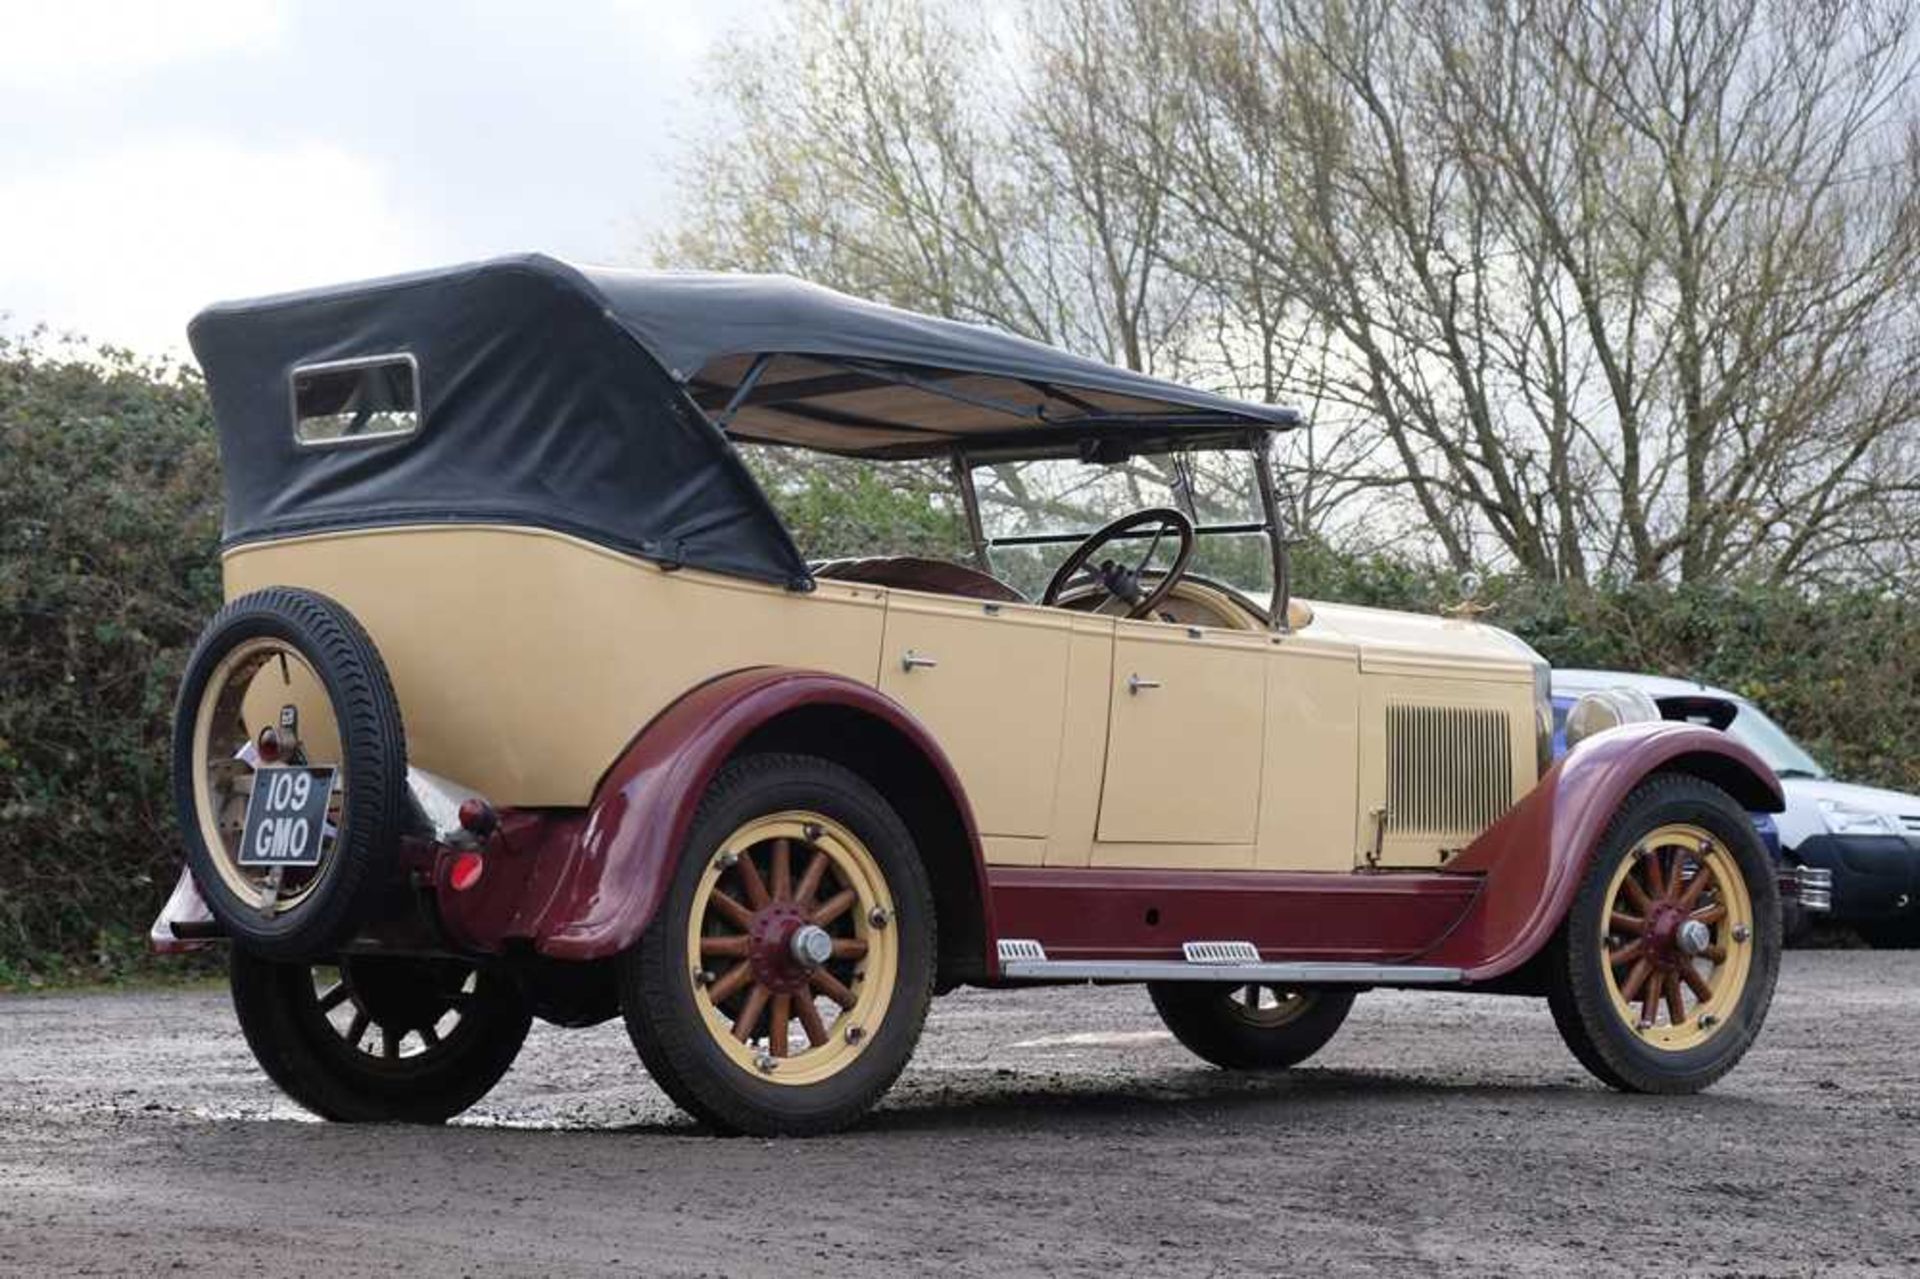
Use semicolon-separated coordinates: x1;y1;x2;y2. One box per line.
438;1065;1785;1140
858;1065;1783;1136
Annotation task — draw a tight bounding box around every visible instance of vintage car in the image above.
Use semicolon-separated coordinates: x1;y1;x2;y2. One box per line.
157;255;1790;1135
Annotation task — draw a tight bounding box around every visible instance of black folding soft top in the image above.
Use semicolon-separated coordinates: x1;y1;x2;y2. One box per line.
190;254;1297;587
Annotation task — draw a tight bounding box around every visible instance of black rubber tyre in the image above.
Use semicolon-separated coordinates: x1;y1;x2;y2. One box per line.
1149;984;1355;1070
171;587;407;961
1545;772;1781;1094
230;949;531;1123
619;753;936;1137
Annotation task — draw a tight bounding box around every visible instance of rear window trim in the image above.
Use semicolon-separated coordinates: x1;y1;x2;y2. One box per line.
289;351;422;450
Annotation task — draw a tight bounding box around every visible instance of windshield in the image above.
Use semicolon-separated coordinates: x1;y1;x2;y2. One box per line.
1726;700;1827;779
971;449;1273;599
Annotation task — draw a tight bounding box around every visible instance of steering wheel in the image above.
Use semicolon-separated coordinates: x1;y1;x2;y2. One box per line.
1041;507;1197;620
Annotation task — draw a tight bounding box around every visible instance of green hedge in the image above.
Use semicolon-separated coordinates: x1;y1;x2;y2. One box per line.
0;341;223;982
0;344;1912;980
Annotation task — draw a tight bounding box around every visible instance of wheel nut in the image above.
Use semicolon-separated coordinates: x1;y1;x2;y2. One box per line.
845;1025;865;1045
693;969;713;986
803;822;823;842
868;906;891;929
717;850;739;869
1731;923;1752;943
755;1052;777;1074
1699;1013;1719;1029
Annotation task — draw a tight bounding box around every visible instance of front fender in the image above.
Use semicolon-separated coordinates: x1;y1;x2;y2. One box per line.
462;668;989;964
1431;720;1783;981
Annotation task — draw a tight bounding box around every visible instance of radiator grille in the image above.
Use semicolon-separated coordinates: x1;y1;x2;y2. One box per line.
1386;704;1515;834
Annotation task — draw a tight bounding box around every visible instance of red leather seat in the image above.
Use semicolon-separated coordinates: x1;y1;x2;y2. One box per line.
811;556;1026;603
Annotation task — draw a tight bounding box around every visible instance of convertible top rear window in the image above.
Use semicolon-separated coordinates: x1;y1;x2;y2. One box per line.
292;355;419;448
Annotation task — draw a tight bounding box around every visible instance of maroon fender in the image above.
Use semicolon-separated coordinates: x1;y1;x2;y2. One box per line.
438;668;993;966
1429;720;1784;980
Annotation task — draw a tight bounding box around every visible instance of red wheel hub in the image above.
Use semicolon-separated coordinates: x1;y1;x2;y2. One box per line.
1643;903;1685;967
747;901;812;993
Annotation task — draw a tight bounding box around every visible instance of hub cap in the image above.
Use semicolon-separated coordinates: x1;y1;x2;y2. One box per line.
685;813;897;1087
1600;824;1756;1051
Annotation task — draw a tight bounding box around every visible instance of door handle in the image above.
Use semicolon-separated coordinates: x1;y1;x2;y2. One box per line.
1127;673;1162;695
901;649;939;673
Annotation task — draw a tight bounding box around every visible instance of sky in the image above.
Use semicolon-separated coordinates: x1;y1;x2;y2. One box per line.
0;0;756;358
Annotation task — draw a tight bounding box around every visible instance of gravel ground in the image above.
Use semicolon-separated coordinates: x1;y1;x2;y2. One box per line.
2;950;1917;1277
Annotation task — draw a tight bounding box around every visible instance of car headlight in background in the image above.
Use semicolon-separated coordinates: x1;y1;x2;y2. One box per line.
1563;687;1662;751
1817;799;1902;837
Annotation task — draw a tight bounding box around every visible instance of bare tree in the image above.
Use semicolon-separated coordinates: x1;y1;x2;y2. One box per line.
657;0;1920;586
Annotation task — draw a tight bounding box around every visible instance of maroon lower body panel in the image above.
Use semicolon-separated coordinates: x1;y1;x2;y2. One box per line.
986;865;1484;965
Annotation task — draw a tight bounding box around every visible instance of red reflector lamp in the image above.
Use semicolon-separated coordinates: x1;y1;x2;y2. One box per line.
255;726;281;763
449;851;485;892
457;797;498;837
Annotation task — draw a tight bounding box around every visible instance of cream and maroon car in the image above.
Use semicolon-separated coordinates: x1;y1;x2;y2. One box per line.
157;256;1788;1134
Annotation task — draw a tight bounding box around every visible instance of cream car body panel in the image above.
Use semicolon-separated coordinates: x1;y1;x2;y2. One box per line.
1096;622;1269;850
875;592;1072;839
1041;616;1118;867
224;526;1543;873
223;525;888;806
1256;633;1363;872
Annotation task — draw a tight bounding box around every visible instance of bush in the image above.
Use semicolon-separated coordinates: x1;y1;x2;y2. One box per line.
0;343;1911;982
0;338;222;982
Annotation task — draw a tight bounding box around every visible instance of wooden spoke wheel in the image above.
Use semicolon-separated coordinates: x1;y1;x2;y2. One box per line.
1598;823;1755;1052
229;949;531;1123
1547;774;1780;1094
687;812;899;1087
621;754;934;1136
1149;982;1354;1071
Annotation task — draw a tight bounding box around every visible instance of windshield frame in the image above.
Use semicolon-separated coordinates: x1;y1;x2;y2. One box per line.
950;434;1290;630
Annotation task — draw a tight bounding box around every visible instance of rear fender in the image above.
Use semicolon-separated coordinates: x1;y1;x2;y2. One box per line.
1432;720;1783;981
148;866;217;953
447;668;992;968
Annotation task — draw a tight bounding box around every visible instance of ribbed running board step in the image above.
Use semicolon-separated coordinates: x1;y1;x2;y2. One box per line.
994;939;1464;985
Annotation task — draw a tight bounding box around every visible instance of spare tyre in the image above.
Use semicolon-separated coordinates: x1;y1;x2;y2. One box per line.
171;587;407;960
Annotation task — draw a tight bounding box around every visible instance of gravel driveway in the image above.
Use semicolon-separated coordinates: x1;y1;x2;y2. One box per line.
2;950;1916;1276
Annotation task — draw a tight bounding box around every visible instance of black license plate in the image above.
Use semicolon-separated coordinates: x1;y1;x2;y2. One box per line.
237;765;337;867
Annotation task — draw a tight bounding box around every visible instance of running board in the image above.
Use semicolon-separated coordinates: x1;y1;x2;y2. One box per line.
995;939;1464;986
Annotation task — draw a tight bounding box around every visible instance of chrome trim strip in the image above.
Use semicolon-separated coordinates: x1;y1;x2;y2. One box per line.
999;958;1465;985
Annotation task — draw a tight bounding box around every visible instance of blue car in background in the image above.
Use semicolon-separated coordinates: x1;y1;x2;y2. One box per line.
1550;675;1831;938
1553;670;1920;944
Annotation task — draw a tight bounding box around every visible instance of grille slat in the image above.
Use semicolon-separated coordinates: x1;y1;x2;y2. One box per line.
1386;704;1515;835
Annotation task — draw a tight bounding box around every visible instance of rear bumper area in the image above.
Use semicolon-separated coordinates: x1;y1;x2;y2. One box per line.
148;867;221;953
1792;834;1920;921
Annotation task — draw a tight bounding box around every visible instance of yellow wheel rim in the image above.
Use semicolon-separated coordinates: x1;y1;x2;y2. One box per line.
684;812;899;1087
1599;823;1755;1052
189;637;346;915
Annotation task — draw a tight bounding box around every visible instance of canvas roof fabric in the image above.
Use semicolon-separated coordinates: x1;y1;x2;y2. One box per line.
189;254;1297;586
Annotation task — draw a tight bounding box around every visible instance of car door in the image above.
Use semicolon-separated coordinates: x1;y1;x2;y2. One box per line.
1094;619;1267;855
876;591;1073;855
